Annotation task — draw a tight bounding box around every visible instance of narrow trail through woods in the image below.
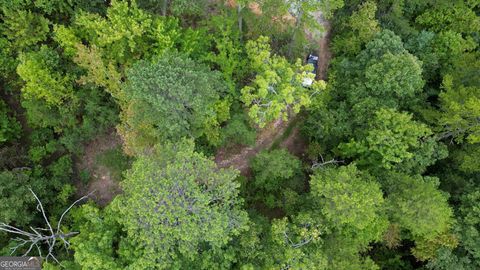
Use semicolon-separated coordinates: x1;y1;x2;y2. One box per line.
76;11;332;205
215;12;332;175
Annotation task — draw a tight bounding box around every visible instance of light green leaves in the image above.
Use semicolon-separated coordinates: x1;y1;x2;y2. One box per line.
340;108;434;171
241;36;324;127
386;173;454;243
437;75;480;144
17;46;75;106
1;9;50;50
311;164;387;235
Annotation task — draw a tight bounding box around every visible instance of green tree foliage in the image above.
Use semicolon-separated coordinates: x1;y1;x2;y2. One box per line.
265;214;327;269
251;149;302;192
16;44;117;153
220;112;256;147
332;1;380;56
119;54;229;154
55;0;202;99
1;9;50;51
305;30;424;147
72;0;157;64
138;0;209;17
241;36;324;127
415;2;479;35
113;139;248;268
0;38;17;78
70;203;123;270
204;13;246;94
385;173;454;251
340;108;445;173
1;0;479;268
437;75;480;144
0;100;21;144
0;170;35;226
435;188;480;269
310;165;388;244
250;149;303;209
347;30;424;114
245;165;385;270
17;46;74;106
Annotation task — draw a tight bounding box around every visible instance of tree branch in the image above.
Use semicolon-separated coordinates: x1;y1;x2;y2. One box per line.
0;189;95;263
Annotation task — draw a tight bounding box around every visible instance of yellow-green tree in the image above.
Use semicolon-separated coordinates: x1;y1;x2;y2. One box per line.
241;36;325;127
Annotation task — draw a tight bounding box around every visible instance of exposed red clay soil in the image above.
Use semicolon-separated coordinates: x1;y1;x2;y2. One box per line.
215;11;332;175
74;129;122;207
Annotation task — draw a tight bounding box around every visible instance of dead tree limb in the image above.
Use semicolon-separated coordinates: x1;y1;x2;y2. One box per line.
311;154;344;169
0;189;95;264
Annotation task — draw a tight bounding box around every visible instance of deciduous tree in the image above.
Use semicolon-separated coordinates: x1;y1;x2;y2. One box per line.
241;36;324;127
113;139;249;268
385;173;454;243
310;165;387;241
340;108;442;173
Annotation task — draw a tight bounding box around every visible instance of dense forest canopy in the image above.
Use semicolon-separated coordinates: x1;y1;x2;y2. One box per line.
0;0;479;269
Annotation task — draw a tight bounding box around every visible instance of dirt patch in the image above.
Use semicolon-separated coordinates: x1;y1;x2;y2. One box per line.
279;124;307;158
305;11;332;80
215;117;289;176
316;17;332;80
74;129;122;207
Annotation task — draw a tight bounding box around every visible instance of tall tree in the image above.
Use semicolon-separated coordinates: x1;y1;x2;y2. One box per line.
437;75;480;145
1;9;50;51
16;46;75;106
305;30;424;147
340;108;446;174
385;173;455;259
310;165;388;245
113;139;248;268
119;54;230;155
241;36;324;127
0;170;36;226
332;0;380;56
250;149;303;210
0;100;20;144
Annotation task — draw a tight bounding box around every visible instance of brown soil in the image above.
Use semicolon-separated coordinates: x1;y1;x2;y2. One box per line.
279;123;308;158
74;129;122;207
314;14;332;80
215;117;290;176
214;11;332;175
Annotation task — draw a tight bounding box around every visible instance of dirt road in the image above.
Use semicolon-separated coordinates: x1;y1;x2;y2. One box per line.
214;11;332;175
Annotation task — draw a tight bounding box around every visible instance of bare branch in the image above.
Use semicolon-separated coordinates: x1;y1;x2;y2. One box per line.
0;190;94;263
29;188;55;238
311;159;344;169
57;190;95;235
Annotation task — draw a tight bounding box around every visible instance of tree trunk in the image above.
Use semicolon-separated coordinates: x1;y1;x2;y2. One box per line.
237;4;243;36
162;0;169;16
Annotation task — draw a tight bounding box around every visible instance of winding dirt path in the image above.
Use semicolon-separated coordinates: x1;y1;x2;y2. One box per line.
214;12;332;175
215;117;291;175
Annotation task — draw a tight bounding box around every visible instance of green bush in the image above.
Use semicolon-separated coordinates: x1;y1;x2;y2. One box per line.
221;113;257;147
96;147;131;181
0;100;21;144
